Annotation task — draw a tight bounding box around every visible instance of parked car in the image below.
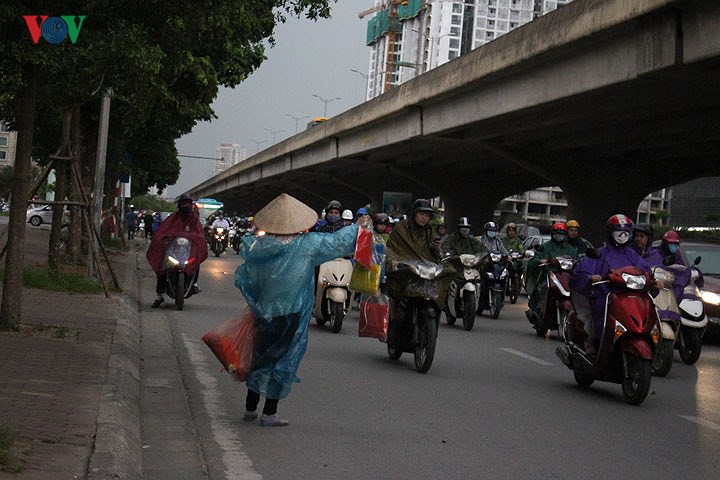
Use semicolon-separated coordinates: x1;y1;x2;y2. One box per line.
26;205;70;226
678;241;720;339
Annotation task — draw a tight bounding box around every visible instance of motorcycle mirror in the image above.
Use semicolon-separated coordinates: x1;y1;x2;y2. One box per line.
693;256;702;266
585;247;600;260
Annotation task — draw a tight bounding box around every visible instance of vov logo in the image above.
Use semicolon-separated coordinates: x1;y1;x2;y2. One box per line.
23;16;87;44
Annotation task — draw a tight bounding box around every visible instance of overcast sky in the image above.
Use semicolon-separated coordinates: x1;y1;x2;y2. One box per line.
168;1;370;197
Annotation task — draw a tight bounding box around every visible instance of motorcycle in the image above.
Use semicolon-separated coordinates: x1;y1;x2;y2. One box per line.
505;250;523;304
313;258;354;333
387;259;450;373
211;227;227;257
162;236;199;311
444;253;484;331
478;251;508;319
529;255;577;337
228;224;241;254
675;261;706;365
556;266;661;405
650;266;681;376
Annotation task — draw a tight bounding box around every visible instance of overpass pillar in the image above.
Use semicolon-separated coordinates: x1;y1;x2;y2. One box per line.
440;189;498;233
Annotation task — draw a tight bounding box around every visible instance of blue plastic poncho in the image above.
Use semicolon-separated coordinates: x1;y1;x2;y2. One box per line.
235;225;358;399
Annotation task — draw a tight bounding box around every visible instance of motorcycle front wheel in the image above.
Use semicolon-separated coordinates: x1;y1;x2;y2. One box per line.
490;290;503;319
652;338;674;377
462;292;476;331
509;277;519;304
574;371;595;388
330;300;345;334
387;340;403;360
175;272;185;311
621;353;652;405
678;327;702;365
414;311;438;373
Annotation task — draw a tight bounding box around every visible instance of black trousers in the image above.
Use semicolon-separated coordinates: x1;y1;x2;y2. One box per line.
245;390;279;415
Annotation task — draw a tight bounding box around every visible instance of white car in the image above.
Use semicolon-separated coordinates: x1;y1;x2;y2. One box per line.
26;206;70;227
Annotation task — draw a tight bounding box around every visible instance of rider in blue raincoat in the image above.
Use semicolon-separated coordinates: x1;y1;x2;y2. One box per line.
235;193;361;427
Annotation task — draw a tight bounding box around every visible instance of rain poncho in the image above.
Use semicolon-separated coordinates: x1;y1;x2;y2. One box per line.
235;225;358;399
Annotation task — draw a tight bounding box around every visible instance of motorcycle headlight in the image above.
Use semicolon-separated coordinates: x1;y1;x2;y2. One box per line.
167;256;180;265
216;228;224;233
700;290;720;306
490;252;502;263
558;258;574;271
621;273;646;290
460;255;477;267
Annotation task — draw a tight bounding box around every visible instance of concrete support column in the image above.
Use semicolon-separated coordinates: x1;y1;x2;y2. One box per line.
440;189;499;234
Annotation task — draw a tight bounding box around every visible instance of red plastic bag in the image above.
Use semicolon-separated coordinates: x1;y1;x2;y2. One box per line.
202;309;256;381
354;226;373;270
358;294;389;342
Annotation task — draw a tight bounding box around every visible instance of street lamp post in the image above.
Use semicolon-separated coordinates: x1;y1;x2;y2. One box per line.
350;69;370;102
312;94;341;117
285;113;310;134
248;138;266;154
264;127;286;144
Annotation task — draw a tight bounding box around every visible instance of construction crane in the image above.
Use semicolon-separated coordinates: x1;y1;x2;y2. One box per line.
358;1;409;93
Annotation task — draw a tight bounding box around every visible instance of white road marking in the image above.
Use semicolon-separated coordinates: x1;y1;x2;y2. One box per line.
182;333;263;480
501;348;555;366
679;415;720;432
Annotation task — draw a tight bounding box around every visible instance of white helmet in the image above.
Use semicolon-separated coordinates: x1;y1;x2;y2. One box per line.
341;209;353;221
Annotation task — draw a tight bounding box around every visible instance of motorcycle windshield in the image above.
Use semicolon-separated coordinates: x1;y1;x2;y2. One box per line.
164;237;191;268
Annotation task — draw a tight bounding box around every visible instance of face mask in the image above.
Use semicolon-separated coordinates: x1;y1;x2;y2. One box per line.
486;231;497;239
612;230;630;245
179;205;192;214
459;228;470;238
326;214;340;224
552;233;567;243
668;243;679;254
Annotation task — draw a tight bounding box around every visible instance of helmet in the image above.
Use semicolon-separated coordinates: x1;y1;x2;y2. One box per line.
457;217;472;228
662;230;680;244
605;214;634;246
483;221;497;232
373;213;390;225
411;198;434;215
217;209;224;216
326;200;342;213
437;222;447;230
341;209;353;221
551;222;567;232
355;207;368;217
506;222;517;230
566;219;580;228
177;194;193;204
633;223;654;241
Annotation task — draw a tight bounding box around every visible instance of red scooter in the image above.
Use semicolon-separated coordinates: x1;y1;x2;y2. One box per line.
556;266;661;405
528;255;577;337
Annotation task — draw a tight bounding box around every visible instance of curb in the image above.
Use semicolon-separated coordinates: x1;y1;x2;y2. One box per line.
87;245;143;479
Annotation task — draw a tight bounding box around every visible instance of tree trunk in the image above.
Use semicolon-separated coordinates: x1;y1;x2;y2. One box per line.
68;104;83;263
0;71;38;329
48;110;72;275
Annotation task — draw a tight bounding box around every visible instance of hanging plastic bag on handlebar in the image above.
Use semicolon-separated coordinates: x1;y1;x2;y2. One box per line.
358;293;389;342
201;308;256;382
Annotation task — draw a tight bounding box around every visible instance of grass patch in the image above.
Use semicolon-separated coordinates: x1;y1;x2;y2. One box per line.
102;237;129;250
0;426;24;473
21;267;104;294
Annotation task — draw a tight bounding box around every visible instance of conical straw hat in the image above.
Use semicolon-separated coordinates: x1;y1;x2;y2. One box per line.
254;193;318;234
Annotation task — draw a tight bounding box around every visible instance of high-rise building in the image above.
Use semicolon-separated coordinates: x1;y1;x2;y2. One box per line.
0;120;17;170
215;143;247;176
362;0;574;99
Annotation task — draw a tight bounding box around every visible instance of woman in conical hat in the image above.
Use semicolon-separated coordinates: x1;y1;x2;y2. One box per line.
235;193;364;426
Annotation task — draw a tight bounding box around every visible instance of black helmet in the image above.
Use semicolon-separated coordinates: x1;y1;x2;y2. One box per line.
373;212;390;225
457;217;472;228
411;198;434;214
483;221;498;232
326;200;342;212
177;194;193;204
633;223;654;241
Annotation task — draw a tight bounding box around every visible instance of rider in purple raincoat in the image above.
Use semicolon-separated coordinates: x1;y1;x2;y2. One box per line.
570;214;651;350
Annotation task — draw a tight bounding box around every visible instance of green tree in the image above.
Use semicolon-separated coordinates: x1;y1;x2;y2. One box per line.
0;0;337;328
0;167;13;201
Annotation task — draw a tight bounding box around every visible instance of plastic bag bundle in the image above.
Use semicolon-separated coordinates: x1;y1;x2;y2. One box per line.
359;293;390;342
201;308;256;381
349;263;382;295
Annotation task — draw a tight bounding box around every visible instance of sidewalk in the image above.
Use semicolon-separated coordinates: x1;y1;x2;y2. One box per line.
0;225;143;479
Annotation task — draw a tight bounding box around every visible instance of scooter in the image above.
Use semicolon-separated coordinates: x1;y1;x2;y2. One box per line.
478;251;508;319
162;236;199;311
675;261;706;365
211;227;227;257
650;266;681;377
529;255;577;338
506;250;523;304
387;259;450;373
556;266;661;405
227;224;240;254
444;253;484;331
313;258;354;333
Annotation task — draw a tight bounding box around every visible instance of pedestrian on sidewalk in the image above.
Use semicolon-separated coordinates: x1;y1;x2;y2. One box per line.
235;193;367;427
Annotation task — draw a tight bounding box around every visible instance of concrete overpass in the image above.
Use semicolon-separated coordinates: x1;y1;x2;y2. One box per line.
187;0;720;243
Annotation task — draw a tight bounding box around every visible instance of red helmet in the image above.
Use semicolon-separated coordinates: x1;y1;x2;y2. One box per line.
551;222;567;232
606;214;634;246
662;230;680;244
